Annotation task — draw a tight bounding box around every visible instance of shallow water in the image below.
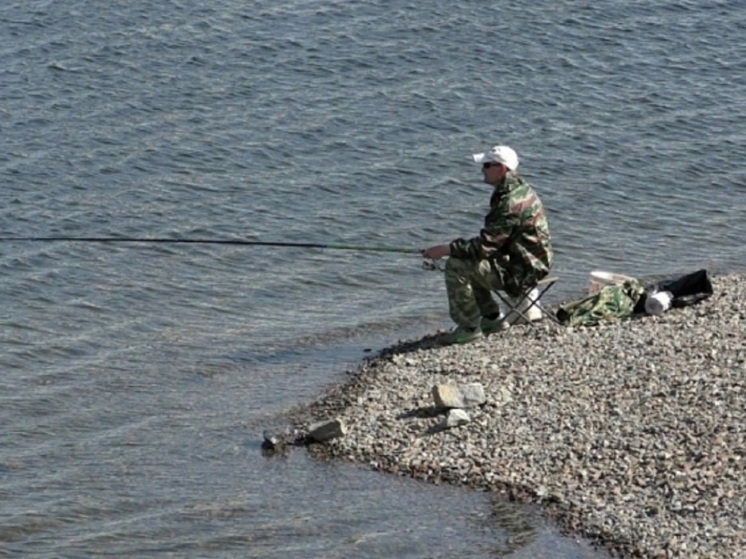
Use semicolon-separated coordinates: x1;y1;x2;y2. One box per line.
2;0;744;557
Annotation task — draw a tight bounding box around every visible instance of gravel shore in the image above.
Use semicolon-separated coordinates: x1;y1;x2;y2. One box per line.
294;272;745;559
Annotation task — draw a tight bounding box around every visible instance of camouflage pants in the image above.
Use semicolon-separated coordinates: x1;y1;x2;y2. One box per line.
444;257;505;328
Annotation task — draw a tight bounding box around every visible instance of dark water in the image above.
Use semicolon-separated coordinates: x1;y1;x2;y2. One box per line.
2;0;744;557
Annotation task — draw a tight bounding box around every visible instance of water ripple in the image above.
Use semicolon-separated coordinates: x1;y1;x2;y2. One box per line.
2;0;745;557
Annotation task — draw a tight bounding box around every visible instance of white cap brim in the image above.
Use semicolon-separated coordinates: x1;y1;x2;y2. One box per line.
471;146;519;171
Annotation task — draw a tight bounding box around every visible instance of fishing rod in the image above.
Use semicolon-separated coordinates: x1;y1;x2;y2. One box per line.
0;236;422;255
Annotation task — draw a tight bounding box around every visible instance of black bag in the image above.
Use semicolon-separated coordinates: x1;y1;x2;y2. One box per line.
635;269;714;313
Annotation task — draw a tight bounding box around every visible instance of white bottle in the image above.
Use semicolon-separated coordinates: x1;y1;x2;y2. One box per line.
645;291;673;315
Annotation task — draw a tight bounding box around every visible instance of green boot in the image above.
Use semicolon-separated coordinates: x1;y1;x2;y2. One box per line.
451;326;484;344
480;313;510;335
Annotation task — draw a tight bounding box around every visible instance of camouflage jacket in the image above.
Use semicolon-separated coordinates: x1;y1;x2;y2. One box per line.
449;172;554;288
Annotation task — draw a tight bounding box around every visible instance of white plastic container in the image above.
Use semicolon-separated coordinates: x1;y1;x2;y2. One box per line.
587;271;636;295
645;291;673;315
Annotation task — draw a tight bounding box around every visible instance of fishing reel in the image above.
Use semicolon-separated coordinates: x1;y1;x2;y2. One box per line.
421;259;444;272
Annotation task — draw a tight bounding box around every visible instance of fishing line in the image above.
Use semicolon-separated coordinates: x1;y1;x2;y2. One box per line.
0;236;420;254
0;236;441;268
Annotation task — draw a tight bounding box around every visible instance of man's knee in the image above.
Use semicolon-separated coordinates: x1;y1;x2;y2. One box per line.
446;256;483;272
445;256;468;277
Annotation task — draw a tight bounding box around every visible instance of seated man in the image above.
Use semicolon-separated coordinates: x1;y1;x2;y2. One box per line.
422;145;554;344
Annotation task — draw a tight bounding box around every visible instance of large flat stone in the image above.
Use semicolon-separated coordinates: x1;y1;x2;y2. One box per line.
432;382;486;409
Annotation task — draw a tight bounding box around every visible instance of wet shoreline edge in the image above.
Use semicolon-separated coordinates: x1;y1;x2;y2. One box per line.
289;272;745;558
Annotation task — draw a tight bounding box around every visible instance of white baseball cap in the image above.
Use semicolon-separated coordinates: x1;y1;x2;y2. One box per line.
472;145;519;171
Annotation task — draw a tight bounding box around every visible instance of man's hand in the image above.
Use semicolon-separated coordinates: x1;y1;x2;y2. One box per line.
421;244;450;260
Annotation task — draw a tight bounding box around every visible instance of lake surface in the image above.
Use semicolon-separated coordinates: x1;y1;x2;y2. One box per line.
1;0;744;557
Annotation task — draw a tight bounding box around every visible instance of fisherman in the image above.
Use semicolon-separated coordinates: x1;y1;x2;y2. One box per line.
421;145;554;344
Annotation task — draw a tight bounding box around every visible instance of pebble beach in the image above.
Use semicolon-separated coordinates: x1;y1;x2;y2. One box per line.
294;273;745;559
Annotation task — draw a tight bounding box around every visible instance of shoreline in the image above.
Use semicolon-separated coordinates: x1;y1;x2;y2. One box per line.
291;272;745;558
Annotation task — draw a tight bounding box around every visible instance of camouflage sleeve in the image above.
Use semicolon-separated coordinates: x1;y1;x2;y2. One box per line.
479;208;521;259
448;236;482;259
449;198;520;259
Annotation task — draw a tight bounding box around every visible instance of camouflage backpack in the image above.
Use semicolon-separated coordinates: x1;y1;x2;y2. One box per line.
556;280;644;327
